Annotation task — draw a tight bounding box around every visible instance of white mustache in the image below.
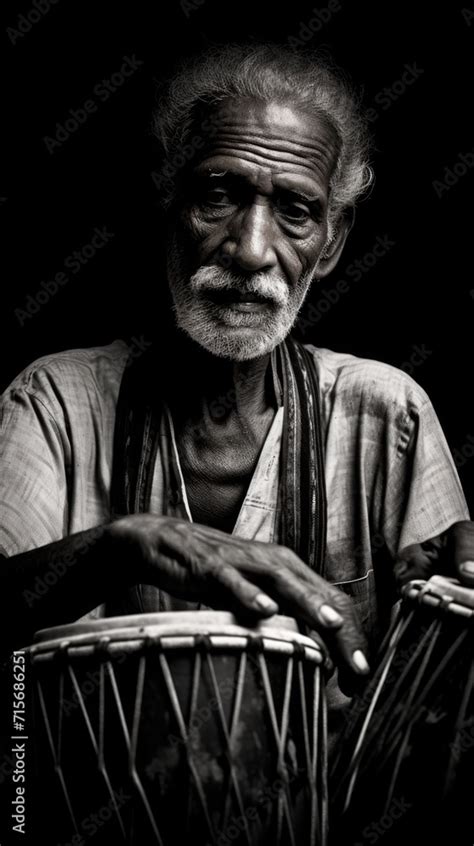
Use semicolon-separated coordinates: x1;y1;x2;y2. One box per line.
188;265;289;307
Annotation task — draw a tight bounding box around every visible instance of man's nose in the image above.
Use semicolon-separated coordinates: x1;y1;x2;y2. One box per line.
222;203;277;273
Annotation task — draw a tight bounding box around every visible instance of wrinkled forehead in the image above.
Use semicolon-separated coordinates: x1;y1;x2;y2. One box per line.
192;98;340;193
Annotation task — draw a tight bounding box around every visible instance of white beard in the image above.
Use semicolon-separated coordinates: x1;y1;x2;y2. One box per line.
167;246;315;361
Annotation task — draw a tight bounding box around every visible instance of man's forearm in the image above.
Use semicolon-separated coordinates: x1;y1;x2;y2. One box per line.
0;525;119;655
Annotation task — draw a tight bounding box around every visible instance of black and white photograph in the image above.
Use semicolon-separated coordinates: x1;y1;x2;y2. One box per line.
1;1;474;844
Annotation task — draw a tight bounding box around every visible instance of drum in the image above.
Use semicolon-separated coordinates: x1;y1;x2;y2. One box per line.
28;611;327;846
329;576;474;846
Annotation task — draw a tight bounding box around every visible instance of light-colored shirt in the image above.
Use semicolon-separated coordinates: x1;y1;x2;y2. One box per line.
1;337;468;581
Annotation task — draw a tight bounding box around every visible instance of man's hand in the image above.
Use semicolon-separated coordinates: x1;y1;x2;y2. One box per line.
108;514;369;691
394;520;474;588
446;520;474;587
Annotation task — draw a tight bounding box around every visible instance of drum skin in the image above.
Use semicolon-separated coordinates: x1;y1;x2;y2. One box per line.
28;611;327;846
329;578;474;846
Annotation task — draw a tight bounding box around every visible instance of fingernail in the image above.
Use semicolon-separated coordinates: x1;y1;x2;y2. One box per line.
460;561;474;576
319;604;343;626
352;650;370;674
255;594;277;612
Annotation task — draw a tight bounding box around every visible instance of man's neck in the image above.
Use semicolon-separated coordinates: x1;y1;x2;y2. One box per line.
157;331;280;532
164;333;277;426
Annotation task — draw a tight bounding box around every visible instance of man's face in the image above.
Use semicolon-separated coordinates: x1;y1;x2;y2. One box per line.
167;98;339;360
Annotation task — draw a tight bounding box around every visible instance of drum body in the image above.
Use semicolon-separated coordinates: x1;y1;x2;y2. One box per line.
28;611;327;846
330;576;474;846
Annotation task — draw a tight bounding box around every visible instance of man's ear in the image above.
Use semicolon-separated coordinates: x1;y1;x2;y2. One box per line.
315;207;355;280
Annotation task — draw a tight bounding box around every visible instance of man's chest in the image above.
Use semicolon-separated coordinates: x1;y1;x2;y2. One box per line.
174;414;274;532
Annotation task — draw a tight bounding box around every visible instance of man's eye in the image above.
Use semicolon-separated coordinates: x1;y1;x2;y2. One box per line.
276;200;311;222
203;189;232;207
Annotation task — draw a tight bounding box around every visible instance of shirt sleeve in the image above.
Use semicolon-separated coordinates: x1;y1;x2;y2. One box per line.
0;383;69;556
380;396;470;557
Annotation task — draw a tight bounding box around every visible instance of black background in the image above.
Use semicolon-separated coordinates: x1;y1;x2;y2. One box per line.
2;0;474;510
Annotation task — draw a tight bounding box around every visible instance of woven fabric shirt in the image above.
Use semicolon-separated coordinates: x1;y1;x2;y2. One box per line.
0;340;469;628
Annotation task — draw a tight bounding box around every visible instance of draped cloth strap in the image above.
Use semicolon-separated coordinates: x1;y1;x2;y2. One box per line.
110;336;327;582
274;339;327;579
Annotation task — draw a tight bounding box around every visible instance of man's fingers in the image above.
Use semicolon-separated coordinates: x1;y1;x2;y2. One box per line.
212;556;369;685
142;520;369;683
252;568;369;680
210;561;279;618
258;567;345;630
325;617;370;696
214;551;370;684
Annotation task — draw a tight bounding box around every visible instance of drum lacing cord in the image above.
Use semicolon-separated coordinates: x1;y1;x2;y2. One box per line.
333;601;416;780
445;652;474;797
70;636;129;839
36;638;128;839
248;636;298;846
293;640;327;846
36;640;80;834
212;637;252;843
194;635;253;846
338;591;435;774
141;634;249;846
77;637;129;839
342;591;471;817
414;587;474;799
342;604;441;813
381;591;473;813
146;635;216;843
337;612;409;811
96;634;163;845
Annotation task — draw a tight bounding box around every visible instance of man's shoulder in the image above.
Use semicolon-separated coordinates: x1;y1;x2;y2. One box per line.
303;344;432;416
3;340;130;408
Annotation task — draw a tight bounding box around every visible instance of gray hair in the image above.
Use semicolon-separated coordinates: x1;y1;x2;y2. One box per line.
152;43;374;224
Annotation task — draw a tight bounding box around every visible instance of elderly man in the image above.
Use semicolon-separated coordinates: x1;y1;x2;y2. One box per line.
0;44;472;739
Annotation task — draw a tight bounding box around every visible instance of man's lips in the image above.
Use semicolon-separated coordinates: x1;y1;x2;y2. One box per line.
205;289;272;306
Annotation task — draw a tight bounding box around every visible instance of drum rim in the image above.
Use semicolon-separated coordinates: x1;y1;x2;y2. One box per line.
28;610;324;662
402;576;474;618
